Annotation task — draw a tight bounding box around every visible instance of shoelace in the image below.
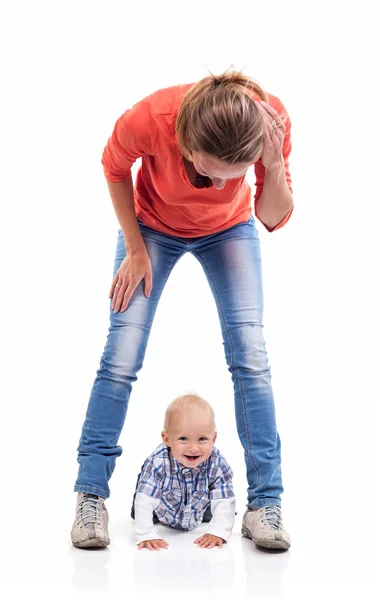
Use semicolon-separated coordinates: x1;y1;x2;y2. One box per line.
263;505;282;530
78;494;102;528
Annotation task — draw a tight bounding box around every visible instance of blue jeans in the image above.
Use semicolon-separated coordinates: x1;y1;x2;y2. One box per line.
74;216;283;509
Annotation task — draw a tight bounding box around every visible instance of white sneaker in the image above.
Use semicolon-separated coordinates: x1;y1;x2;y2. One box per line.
241;505;291;550
71;493;110;548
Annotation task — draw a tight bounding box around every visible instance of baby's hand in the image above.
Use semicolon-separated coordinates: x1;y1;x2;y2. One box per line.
193;533;224;549
138;539;169;551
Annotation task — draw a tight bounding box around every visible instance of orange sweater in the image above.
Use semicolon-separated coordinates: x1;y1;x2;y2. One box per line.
102;83;293;237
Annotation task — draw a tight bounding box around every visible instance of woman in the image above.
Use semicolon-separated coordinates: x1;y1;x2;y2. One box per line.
71;69;294;551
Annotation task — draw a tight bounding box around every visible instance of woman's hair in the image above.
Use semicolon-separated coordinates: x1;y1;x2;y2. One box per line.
163;393;216;432
176;66;271;164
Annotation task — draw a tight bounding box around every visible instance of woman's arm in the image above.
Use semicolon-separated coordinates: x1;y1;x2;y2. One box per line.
255;164;294;231
102;98;157;249
107;178;146;253
107;177;152;312
254;99;294;232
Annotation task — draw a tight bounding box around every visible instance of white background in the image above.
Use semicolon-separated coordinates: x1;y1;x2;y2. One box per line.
1;1;379;598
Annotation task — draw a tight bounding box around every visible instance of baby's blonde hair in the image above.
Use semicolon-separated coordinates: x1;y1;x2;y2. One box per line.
163;393;216;432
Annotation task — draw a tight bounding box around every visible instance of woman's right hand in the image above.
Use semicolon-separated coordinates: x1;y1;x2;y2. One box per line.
109;247;152;313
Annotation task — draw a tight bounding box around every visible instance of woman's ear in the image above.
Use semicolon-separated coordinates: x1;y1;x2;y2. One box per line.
161;431;170;446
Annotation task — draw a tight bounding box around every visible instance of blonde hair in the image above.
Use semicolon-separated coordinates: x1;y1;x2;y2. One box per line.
176;66;274;164
163;394;216;432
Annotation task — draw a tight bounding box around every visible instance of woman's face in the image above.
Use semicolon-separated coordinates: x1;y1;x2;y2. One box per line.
191;151;257;190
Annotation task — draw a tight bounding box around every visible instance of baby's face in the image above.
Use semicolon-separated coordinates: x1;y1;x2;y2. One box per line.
162;410;217;469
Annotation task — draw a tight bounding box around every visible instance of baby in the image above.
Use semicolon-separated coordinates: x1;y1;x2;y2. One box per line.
131;394;236;550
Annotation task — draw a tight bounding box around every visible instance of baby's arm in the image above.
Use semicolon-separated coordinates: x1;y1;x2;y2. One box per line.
205;497;236;542
134;493;168;550
200;450;236;544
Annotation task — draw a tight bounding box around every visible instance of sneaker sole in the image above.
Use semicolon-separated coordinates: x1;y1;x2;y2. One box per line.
241;525;290;550
72;537;110;549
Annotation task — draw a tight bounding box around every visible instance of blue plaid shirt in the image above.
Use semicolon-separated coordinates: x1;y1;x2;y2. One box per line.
135;442;234;531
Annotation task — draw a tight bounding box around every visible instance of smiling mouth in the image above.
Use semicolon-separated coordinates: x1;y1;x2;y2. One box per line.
184;455;201;461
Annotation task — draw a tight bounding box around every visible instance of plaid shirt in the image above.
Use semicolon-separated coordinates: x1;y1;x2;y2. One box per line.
135;442;234;531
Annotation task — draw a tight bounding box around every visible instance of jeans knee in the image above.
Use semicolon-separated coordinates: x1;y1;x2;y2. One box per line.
226;324;270;374
96;356;141;384
99;326;148;380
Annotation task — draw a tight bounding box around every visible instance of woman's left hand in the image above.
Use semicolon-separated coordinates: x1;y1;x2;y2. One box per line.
255;100;286;172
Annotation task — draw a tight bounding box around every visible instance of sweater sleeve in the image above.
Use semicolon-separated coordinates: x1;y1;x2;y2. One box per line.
134;493;163;545
253;95;294;233
205;497;236;542
101;99;157;183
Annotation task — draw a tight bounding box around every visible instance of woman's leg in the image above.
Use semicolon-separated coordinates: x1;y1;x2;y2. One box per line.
191;216;283;509
74;223;186;499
